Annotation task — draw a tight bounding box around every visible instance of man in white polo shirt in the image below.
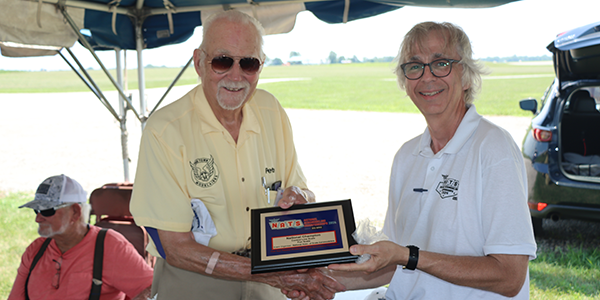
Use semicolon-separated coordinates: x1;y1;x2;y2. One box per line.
129;9;344;300
286;21;537;300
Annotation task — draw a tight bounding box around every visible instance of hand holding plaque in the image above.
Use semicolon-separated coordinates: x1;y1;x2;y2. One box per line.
251;199;358;274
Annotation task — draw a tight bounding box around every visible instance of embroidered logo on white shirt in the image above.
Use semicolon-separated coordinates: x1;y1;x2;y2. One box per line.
436;174;459;200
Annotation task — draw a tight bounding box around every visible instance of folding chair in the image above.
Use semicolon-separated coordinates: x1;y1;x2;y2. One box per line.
89;182;155;267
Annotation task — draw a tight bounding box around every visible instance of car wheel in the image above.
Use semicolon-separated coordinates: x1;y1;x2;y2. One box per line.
531;216;544;237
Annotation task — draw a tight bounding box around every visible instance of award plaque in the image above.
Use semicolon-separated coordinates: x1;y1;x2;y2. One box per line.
251;199;358;274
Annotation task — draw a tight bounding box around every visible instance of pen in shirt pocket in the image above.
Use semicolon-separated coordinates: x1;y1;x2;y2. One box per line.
271;180;284;205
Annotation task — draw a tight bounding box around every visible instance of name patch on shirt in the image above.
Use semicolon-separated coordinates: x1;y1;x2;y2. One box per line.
190;155;219;188
436;174;459;201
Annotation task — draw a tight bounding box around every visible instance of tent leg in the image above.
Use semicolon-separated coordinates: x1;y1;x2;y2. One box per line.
136;22;148;129
116;49;130;182
149;56;194;116
59;7;142;122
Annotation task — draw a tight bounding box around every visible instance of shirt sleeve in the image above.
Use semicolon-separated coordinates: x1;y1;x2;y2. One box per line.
130;124;194;232
102;229;154;298
480;133;537;258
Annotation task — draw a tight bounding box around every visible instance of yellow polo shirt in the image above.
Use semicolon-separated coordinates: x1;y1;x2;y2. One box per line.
130;84;307;256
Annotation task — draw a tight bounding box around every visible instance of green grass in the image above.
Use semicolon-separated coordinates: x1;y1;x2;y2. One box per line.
1;191;599;300
0;191;38;299
530;246;600;299
0;62;554;116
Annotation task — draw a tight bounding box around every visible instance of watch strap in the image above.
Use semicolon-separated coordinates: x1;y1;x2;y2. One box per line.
403;245;419;270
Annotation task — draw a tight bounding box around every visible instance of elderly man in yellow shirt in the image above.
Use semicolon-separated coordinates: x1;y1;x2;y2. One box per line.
130;9;344;300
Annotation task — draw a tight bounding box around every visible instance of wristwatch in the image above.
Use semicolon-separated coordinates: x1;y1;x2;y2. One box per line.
403;245;419;270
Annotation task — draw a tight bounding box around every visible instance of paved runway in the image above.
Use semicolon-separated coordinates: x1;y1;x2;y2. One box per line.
0;85;529;227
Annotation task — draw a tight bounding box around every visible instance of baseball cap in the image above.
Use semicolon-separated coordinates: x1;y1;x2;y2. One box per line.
19;174;87;211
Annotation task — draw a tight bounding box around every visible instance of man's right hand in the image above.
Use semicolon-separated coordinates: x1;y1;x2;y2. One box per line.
272;268;346;300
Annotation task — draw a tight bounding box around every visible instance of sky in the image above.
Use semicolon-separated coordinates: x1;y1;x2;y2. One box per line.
0;0;598;71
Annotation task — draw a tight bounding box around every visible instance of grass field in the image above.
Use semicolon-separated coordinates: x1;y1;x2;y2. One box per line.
3;62;595;299
0;62;554;117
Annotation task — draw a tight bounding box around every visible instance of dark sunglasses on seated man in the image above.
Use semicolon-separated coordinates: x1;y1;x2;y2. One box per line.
203;50;262;75
34;203;74;217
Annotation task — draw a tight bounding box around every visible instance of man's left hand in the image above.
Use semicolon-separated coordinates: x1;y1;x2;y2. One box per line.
328;241;407;274
278;186;310;209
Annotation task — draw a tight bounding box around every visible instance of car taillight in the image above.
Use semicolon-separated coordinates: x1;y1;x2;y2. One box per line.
533;128;552;142
528;202;548;211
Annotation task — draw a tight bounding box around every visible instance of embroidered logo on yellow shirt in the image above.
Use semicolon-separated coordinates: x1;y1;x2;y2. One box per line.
190;155;219;188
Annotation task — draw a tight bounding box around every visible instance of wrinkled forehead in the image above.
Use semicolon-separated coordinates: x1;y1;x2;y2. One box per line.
204;19;261;57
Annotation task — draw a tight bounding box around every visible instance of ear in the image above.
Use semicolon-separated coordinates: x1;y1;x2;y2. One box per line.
193;48;204;77
463;81;471;91
70;203;82;223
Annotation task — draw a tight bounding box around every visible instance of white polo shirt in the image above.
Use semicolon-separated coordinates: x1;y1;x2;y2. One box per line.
383;105;537;299
130;84;307;255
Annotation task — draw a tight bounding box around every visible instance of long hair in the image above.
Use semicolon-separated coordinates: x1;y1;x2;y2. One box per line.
393;22;488;105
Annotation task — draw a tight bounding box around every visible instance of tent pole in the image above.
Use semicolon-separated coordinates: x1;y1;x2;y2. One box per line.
57;50;101;100
149;56;193;116
63;47;121;122
135;19;148;129
59;7;142;122
116;48;131;182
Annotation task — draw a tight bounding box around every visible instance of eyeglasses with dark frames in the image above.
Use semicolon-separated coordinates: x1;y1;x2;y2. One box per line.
52;258;62;289
202;50;262;75
400;58;461;80
33;203;73;217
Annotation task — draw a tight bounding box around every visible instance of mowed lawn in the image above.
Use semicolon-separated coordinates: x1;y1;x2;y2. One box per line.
0;62;554;116
3;62;599;300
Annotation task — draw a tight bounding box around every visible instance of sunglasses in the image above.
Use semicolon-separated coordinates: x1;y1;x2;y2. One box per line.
34;203;73;217
203;50;262;75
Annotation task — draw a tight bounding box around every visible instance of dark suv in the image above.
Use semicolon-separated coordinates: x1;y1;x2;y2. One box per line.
520;21;600;235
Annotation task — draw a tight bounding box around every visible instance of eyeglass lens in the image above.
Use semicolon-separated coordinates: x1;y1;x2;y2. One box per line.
52;258;61;289
402;59;458;80
210;56;261;74
34;208;56;217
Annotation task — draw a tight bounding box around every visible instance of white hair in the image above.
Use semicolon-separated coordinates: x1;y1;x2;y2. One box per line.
79;203;91;224
198;10;266;64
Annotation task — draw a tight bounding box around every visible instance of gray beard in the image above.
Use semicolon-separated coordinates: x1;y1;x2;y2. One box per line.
38;219;69;238
217;81;250;111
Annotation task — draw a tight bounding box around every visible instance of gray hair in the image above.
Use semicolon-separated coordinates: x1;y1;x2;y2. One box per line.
393;22;488;105
199;10;266;64
79;203;91;225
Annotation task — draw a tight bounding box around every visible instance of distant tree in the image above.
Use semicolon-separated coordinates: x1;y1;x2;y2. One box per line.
351;55;360;63
362;56;395;63
270;58;283;66
328;51;337;64
290;51;301;58
337;56;346;64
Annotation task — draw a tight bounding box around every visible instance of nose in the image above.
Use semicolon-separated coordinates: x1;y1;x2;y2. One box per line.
35;212;45;223
421;64;437;81
226;60;243;81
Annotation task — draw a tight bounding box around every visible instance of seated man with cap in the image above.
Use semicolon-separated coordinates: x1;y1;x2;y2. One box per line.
8;174;153;300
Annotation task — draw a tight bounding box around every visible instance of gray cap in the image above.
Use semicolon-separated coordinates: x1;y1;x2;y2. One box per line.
19;174;87;211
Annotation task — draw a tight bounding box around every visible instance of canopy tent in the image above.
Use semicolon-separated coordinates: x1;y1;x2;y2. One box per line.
0;0;517;181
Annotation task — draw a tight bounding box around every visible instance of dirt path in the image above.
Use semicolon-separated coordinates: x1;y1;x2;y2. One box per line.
0;87;530;224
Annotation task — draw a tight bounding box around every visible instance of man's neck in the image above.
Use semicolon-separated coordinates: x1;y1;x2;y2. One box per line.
53;223;89;254
208;102;244;143
426;106;468;154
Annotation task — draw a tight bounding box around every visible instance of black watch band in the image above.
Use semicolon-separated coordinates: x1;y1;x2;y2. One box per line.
403;245;419;270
